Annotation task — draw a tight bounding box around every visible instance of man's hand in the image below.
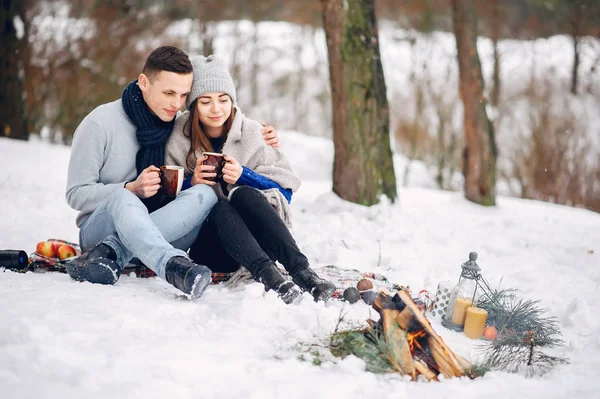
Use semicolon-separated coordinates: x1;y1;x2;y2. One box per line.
222;155;243;184
126;166;161;198
261;122;280;148
192;156;217;186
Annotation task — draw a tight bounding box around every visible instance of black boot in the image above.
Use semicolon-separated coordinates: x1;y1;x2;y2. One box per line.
164;256;212;300
65;243;121;285
257;264;301;304
292;267;335;302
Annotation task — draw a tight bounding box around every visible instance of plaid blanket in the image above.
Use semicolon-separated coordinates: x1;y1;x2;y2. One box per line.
315;264;405;299
27;239;230;282
119;262;406;295
215;263;407;299
217;265;434;307
26;239;424;301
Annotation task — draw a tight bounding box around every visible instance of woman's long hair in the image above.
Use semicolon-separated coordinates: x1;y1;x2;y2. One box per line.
183;97;236;172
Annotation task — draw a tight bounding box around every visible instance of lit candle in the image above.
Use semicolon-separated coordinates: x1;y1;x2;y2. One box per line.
451;297;473;326
463;307;488;339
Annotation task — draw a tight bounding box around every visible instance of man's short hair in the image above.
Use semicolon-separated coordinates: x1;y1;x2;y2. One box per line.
142;46;193;82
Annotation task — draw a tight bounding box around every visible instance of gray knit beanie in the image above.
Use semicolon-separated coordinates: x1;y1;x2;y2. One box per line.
186;55;237;110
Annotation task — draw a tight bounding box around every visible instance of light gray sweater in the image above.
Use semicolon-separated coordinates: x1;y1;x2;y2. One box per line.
65;99;139;227
165;107;301;225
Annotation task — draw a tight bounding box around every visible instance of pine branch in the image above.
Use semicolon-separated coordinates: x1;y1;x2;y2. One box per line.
477;287;563;346
329;328;394;373
481;338;568;377
477;287;568;376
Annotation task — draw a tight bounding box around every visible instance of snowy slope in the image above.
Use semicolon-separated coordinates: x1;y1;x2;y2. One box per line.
1;135;599;399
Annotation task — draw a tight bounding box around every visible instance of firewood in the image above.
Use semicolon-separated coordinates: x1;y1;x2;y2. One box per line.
429;337;463;378
396;307;413;330
373;290;414;329
413;358;438;381
381;309;416;379
397;290;471;373
372;291;395;314
380;308;399;327
455;354;472;371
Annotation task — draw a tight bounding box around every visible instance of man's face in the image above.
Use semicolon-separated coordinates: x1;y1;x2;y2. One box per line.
138;71;193;122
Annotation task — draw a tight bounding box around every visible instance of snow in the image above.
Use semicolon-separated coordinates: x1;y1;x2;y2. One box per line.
1;134;600;398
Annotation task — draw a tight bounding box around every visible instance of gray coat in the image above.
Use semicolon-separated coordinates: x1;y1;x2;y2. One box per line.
165;107;301;226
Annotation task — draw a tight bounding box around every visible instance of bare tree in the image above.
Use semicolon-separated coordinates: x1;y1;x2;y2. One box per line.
321;0;397;205
452;0;497;206
570;9;582;94
561;0;598;95
0;0;28;140
525;0;600;95
490;0;502;106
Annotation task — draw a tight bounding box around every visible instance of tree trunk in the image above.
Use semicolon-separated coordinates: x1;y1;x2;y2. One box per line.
570;35;580;95
321;0;397;205
0;0;28;140
201;23;214;56
452;0;497;206
570;6;582;95
490;0;501;107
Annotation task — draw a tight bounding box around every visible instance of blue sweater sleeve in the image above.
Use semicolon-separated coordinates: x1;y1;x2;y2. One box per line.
237;166;293;203
181;175;193;191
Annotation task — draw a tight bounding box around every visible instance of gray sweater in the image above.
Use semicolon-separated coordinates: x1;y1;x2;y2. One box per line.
165;107;301;226
65;99;139;227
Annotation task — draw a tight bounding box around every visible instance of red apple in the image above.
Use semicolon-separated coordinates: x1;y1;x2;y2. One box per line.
57;244;77;260
36;241;57;258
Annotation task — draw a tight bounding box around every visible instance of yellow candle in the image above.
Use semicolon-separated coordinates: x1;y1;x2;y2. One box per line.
463;307;488;339
451;297;472;326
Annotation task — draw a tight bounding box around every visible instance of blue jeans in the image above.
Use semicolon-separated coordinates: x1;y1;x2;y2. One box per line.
79;185;217;279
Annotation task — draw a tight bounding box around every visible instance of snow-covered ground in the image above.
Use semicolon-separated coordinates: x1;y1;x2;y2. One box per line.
1;135;599;398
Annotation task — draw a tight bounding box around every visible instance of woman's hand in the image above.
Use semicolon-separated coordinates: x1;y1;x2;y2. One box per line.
192;155;217;186
222;155;243;184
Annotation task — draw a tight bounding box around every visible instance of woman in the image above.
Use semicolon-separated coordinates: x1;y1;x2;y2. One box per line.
165;55;335;303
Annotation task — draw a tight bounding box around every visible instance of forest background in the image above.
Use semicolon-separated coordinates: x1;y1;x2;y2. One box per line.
1;0;599;212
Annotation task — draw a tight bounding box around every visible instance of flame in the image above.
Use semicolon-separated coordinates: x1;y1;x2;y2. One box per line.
407;329;427;353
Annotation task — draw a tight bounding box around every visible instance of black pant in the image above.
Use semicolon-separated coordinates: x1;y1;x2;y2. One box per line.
189;186;309;277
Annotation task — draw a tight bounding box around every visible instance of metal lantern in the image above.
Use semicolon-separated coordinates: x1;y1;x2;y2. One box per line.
442;252;487;332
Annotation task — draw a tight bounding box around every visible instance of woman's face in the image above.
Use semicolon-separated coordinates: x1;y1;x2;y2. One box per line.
196;92;232;137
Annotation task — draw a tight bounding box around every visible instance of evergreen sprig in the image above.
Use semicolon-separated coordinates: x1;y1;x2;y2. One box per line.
477;287;563;345
329;327;398;373
476;287;568;376
480;335;568;377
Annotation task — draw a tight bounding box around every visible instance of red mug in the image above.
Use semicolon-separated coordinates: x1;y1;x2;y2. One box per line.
159;165;184;197
202;152;226;182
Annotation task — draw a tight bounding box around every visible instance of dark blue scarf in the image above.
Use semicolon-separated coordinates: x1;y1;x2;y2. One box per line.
122;80;175;175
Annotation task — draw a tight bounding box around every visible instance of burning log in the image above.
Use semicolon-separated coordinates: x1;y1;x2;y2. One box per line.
371;290;471;380
372;289;414;330
428;337;463;378
380;309;415;378
398;290;468;373
396;307;413;330
414;358;438;381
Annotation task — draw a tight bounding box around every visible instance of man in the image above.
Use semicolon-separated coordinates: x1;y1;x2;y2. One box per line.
65;46;279;300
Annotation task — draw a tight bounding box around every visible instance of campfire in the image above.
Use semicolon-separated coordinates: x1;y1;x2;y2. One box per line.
367;289;472;381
